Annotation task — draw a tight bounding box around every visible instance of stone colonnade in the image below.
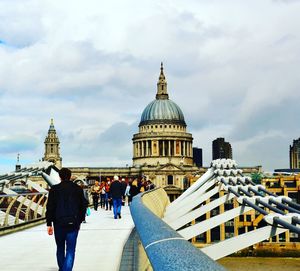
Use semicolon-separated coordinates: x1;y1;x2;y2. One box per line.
133;139;193;158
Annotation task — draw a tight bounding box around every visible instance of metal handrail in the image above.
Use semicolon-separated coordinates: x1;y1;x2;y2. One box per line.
0;192;48;197
130;189;226;271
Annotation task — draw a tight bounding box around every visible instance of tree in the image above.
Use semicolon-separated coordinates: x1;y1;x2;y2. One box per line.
251;172;263;184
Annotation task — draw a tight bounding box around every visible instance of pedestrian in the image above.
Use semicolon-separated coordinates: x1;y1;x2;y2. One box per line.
128;178;139;205
105;179;112;210
78;182;89;223
124;181;131;206
46;167;86;271
139;179;146;193
146;180;155;191
110;175;123;219
100;181;106;208
91;181;100;211
121;178;127;206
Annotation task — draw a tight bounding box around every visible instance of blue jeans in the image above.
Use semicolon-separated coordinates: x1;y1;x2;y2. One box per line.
112;198;122;218
100;194;105;208
54;226;79;271
105;193;112;210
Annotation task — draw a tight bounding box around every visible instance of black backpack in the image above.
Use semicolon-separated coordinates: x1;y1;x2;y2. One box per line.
55;183;80;228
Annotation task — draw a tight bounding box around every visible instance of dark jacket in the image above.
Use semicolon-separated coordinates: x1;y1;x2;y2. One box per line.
121;181;127;196
129;183;140;198
46;181;86;228
110;180;123;199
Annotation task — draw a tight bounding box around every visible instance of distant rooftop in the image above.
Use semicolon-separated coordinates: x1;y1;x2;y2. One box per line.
274;168;300;174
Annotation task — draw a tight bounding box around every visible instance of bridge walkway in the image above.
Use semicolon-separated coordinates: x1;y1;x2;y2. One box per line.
0;206;134;271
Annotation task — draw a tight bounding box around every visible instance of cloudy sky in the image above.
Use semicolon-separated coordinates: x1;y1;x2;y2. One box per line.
0;0;300;174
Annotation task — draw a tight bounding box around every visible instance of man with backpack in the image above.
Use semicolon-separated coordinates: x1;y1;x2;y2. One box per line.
46;168;86;271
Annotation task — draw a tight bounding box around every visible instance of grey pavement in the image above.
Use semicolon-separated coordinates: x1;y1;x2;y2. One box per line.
0;206;134;271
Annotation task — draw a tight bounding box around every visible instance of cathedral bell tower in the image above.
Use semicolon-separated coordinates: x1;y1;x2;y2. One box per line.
42;119;62;168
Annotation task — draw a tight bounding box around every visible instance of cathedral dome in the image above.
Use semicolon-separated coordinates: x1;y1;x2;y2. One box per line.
140;99;186;126
133;63;194;168
139;63;186;127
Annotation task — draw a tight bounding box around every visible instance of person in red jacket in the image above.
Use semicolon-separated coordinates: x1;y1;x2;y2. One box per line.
104;179;112;210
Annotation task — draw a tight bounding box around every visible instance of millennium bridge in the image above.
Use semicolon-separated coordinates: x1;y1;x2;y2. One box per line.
1;159;300;270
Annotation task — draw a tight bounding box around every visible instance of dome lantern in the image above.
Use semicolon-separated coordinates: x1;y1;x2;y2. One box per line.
156;62;169;100
49;118;56;132
139;64;186;127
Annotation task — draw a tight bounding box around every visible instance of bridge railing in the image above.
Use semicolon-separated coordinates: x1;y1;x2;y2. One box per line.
0;192;48;235
130;187;226;271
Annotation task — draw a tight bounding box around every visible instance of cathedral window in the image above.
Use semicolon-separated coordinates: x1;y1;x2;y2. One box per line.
159;140;163;156
148;140;152;156
167;175;173;185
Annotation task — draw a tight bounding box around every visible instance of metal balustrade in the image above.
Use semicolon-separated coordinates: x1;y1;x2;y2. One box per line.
0;192;48;230
0;162;58;235
164;159;300;260
130;188;226;271
128;158;300;269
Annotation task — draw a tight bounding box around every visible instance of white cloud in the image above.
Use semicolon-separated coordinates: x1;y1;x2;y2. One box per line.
1;0;300;173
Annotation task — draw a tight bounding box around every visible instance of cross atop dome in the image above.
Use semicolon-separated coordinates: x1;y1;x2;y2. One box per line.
49;118;56;132
159;62;165;80
156;62;169;100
